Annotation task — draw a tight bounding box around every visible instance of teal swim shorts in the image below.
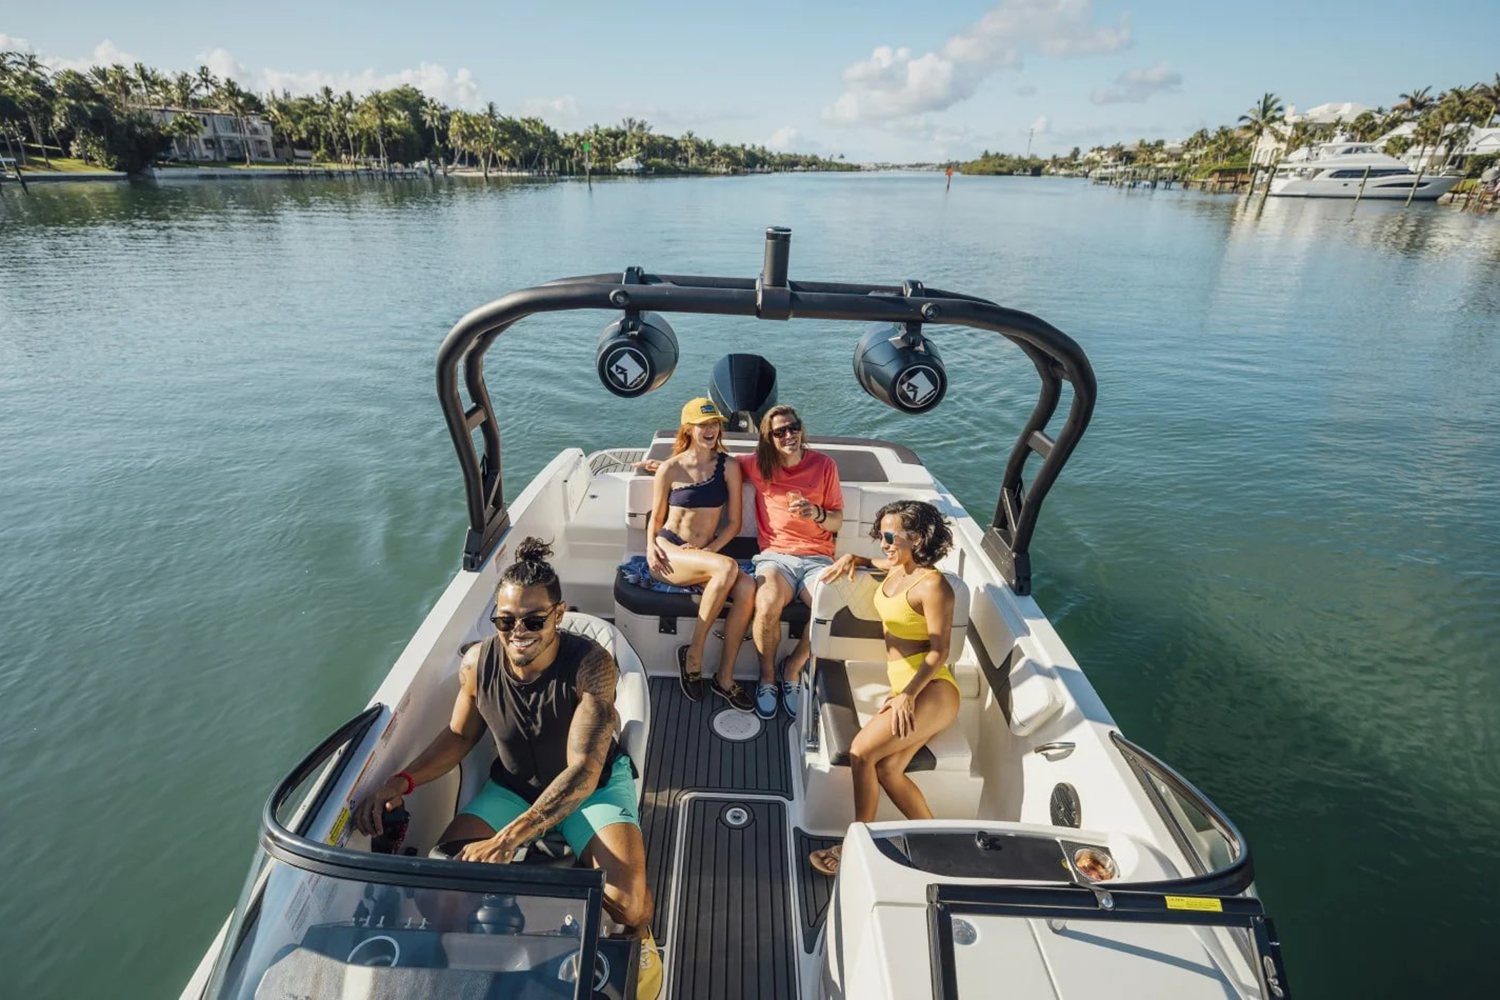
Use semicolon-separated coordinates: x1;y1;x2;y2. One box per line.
459;754;639;857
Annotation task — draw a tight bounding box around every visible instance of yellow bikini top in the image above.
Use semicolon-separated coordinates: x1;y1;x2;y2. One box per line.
871;568;939;641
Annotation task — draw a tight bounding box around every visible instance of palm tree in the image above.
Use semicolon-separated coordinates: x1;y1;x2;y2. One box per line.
1237;92;1285;155
5;53;60;165
420;98;446;173
1476;74;1500;129
1394;87;1434;120
356;90;394;168
216;79;258;164
195;66;219;104
168;112;203;161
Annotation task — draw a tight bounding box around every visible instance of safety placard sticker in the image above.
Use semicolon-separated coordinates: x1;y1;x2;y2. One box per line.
326;806;351;846
1164;895;1223;912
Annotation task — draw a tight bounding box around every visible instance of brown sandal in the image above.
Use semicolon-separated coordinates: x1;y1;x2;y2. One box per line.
809;845;842;876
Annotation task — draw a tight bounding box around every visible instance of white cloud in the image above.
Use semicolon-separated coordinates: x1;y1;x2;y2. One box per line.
39;38;141;74
1029;114;1050;134
196;46;247;84
824;0;1131;125
767;126;800;150
0;32;34;51
260;59;482;108
1090;62;1182;105
519;95;581;123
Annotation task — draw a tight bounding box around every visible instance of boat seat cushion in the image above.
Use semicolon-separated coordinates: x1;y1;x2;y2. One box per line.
613;536;811;629
815;659;975;773
809;569;971;676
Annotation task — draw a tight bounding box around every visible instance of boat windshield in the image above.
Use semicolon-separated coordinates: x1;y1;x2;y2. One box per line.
205;707;610;1000
207;853;606;1000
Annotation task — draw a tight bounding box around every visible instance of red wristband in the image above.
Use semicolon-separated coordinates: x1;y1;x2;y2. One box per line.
395;771;416;795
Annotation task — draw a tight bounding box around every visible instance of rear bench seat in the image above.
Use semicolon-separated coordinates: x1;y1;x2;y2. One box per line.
809;569;975;773
611;536;810;634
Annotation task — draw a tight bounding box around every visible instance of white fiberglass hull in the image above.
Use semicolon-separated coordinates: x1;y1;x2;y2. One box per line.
1270;172;1460;200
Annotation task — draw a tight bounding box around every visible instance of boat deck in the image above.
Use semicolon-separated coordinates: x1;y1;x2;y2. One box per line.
640;677;829;998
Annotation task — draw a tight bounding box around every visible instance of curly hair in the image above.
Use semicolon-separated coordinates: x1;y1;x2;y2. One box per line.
499;536;563;603
870;500;953;568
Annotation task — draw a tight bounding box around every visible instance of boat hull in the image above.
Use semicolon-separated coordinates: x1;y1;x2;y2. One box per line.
1270;173;1460;200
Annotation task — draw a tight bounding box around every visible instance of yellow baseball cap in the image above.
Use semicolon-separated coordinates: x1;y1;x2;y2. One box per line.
680;397;727;425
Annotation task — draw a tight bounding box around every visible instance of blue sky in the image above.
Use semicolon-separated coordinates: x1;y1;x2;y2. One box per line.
4;1;1496;160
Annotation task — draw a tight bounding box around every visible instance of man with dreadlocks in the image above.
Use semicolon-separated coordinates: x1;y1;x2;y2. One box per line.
353;537;661;998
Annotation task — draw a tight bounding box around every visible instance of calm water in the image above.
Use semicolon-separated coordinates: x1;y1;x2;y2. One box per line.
2;173;1497;997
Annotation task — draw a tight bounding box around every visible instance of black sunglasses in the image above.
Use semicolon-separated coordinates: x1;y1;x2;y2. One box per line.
881;530;908;545
770;422;802;439
491;605;557;634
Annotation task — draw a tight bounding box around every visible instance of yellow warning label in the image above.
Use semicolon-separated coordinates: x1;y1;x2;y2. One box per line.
326;807;350;846
1164;895;1223;912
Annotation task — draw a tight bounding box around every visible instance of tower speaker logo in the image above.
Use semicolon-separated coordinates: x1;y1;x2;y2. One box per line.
896;365;941;410
603;346;649;393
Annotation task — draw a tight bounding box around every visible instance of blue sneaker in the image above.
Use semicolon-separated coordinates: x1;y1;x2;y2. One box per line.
779;680;800;720
754;682;779;720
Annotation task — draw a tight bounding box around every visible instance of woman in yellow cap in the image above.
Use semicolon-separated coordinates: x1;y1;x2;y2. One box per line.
647;398;756;712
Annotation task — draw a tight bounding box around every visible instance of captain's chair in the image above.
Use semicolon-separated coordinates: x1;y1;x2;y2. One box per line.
561;611;650;803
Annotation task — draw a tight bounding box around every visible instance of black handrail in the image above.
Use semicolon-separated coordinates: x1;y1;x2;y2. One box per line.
435;229;1096;593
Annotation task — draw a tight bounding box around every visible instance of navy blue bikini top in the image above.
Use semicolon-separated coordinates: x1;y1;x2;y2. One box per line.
668;452;729;508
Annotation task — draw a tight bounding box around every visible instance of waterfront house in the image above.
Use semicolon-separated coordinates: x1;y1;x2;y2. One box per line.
145;107;277;163
1374;122;1500;173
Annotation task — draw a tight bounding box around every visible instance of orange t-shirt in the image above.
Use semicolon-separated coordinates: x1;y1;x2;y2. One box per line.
737;450;844;558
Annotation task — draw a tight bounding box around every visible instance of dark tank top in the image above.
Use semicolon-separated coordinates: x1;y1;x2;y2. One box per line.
474;631;622;804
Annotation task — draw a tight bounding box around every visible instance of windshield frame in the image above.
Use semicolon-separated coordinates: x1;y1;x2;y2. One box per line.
207;707;608;1000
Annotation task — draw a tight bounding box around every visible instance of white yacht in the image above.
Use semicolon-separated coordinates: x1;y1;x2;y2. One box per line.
1269;142;1458;200
181;228;1291;999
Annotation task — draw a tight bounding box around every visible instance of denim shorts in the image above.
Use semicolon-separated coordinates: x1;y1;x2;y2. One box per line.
752;551;833;599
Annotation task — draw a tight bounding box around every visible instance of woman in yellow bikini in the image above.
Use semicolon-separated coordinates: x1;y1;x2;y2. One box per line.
808;500;961;876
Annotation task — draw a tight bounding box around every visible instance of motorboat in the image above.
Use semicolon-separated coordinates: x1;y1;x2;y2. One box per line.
1269;142;1459;200
181;228;1291;999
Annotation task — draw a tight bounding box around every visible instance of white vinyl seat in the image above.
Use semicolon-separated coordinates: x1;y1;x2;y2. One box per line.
560;611;651;803
808;569;976;773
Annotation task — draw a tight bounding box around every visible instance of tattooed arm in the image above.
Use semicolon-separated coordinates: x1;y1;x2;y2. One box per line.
459;642;619;863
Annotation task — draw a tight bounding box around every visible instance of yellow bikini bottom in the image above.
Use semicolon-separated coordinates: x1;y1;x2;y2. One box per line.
886;651;961;697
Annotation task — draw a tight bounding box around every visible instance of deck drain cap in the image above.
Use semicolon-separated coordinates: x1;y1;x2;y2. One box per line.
952;918;978;945
721;805;752;829
711;711;762;742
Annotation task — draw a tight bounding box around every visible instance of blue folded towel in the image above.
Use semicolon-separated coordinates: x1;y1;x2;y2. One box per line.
619;555;755;594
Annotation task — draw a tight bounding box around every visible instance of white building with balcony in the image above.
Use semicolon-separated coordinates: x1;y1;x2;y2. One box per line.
147;107;277;162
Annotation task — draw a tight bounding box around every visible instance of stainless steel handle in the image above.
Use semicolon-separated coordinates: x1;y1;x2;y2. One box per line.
1034;741;1076;756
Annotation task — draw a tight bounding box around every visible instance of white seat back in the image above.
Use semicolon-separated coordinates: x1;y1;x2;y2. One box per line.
810;569;970;668
561;612;650;801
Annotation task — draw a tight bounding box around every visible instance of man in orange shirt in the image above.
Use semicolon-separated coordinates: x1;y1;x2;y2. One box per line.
737;404;844;720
